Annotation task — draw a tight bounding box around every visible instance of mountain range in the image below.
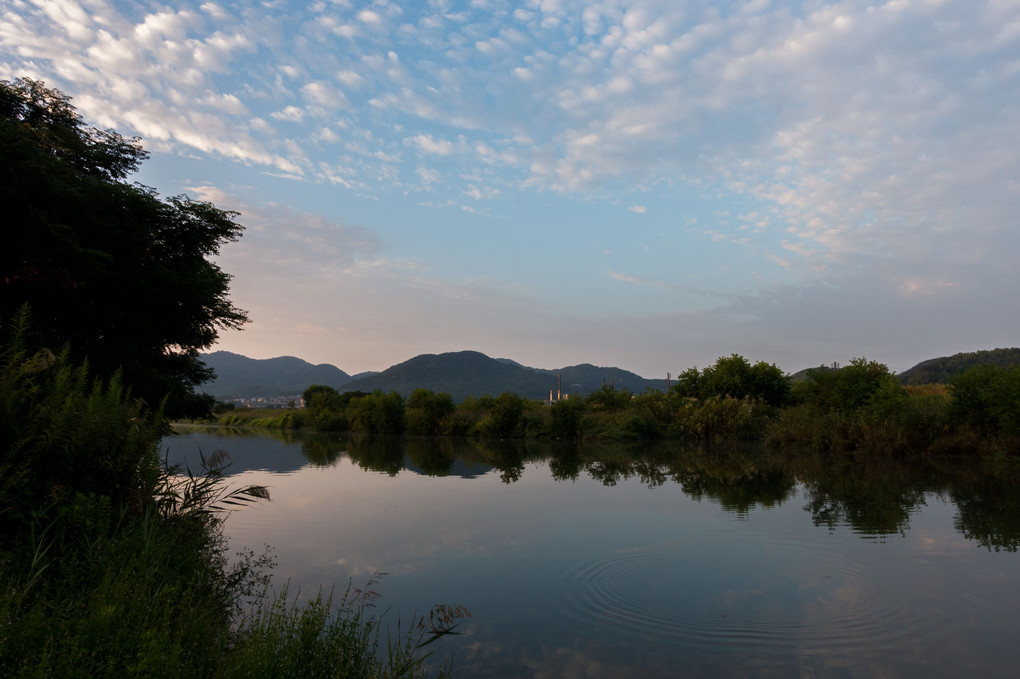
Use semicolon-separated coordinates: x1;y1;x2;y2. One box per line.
200;346;1020;403
200;350;666;402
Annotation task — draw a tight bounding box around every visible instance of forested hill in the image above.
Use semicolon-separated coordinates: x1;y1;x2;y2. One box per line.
897;348;1020;385
201;349;667;402
201;351;353;399
341;350;667;402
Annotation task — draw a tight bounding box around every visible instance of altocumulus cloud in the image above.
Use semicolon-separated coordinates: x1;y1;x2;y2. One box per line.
3;0;1018;374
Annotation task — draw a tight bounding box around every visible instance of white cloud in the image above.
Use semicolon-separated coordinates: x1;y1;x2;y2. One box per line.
4;0;1018;375
416;166;440;183
336;69;365;88
271;106;305;123
406;133;456;155
358;9;382;24
463;184;499;200
301;81;350;109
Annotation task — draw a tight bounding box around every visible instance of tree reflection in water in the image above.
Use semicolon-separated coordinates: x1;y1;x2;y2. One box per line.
173;425;1020;552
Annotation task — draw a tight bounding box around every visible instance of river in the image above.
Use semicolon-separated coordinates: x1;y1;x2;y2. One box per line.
163;426;1020;678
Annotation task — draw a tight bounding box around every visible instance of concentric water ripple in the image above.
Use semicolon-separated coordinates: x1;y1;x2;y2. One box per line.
555;539;950;661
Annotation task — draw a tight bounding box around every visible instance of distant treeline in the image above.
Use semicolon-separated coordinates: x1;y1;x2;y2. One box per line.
214;354;1020;456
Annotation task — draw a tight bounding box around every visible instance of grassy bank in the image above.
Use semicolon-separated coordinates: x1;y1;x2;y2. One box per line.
0;334;464;677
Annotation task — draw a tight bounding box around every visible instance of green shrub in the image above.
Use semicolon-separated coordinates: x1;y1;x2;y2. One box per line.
671;355;790;406
472;392;527;439
348;391;406;435
0;317;460;678
545;398;586;438
584;384;633;411
406;389;455;436
669;396;764;441
950;365;1020;435
794;357;901;413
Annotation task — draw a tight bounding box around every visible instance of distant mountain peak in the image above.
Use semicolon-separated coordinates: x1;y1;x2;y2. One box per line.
201;349;667;403
200;351;352;399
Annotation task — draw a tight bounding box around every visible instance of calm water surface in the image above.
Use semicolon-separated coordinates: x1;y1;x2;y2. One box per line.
164;426;1020;678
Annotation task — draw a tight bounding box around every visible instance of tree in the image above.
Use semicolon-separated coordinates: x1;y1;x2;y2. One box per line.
303;384;344;415
348;390;406;435
585;383;633;411
0;78;247;417
794;357;900;413
406;388;455;435
671;354;790;406
476;392;527;438
950;364;1020;434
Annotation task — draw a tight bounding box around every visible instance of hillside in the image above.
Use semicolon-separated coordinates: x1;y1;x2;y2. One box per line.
897;348;1020;385
201;347;1020;402
789;365;835;382
200;351;352;399
341;350;667;402
201;349;667;403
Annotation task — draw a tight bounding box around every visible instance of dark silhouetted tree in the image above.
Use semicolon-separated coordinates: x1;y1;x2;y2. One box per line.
1;78;247;417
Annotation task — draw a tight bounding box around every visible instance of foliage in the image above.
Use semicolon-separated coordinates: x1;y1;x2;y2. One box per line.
221;580;467;679
792;357;901;413
303;384;344;415
0;316;261;677
0;309;163;544
950;365;1020;435
213;401;236;414
0;78;247;418
584;383;633;411
213;352;1019;454
406;389;455;436
668;396;768;441
671;354;791;406
0;316;462;678
767;387;954;455
299;384;349;430
545;398;587;438
473;392;528;439
348;391;407;435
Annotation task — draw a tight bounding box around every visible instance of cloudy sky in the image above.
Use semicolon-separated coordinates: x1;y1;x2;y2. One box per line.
3;0;1018;377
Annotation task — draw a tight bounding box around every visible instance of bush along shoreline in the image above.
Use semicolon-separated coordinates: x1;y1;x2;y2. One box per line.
213;355;1020;456
0;323;468;678
1;76;468;677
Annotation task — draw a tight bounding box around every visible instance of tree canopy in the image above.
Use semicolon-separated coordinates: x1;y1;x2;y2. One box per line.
1;78;247;417
671;354;791;406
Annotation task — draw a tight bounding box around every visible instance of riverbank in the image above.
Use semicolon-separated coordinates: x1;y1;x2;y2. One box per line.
211;379;1019;457
0;343;462;678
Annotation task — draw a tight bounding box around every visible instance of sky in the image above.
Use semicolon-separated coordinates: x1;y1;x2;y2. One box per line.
3;0;1019;378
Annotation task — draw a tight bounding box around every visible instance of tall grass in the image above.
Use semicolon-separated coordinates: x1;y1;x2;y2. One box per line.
0;313;465;678
220;581;468;679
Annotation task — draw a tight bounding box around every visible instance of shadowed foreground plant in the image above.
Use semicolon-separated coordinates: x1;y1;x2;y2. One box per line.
0;317;464;678
220;575;471;679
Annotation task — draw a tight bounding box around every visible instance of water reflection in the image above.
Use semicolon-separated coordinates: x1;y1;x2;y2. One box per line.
952;478;1020;552
166;426;1020;552
164;427;1020;678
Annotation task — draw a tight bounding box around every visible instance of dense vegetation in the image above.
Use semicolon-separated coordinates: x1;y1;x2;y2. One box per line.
0;319;464;677
218;354;1020;456
1;78;463;677
1;78;247;419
